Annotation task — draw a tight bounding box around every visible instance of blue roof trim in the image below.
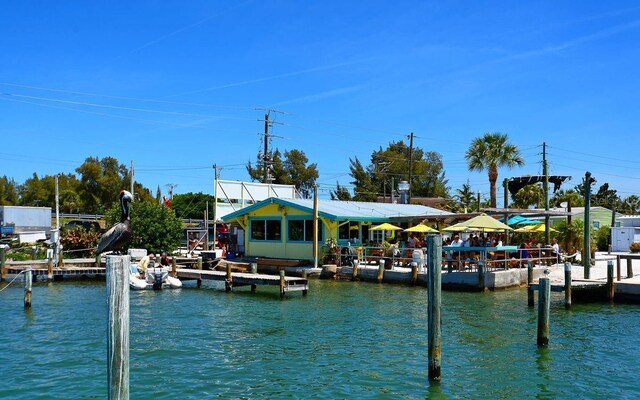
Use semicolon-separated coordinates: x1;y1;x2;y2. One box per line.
221;197;454;222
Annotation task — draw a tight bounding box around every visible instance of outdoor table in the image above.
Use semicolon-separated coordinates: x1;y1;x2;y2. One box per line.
442;245;519;270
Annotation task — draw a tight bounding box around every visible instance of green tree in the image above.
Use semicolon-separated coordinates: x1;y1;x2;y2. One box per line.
19;173;48;206
512;183;544;209
0;176;19;205
455;182;476;212
369;141;448;199
105;199;182;254
591;183;619;209
60;190;81;213
330;182;352;200
76;156;129;213
171;192;216;219
246;148;318;198
349;157;377;201
619;195;640;215
550;190;585;208
465;132;524;208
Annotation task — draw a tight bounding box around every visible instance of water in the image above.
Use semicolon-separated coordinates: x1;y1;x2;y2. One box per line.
1;279;639;399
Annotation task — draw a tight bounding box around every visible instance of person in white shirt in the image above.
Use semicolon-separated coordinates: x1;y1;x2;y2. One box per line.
451;235;463;247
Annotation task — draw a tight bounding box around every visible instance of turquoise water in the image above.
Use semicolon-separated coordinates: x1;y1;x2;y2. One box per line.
1;279;639;399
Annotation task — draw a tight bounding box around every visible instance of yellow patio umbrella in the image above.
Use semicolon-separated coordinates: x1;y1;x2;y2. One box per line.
370;222;403;231
404;224;439;233
516;223;557;233
443;213;513;232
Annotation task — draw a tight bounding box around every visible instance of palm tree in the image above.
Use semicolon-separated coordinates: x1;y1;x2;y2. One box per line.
465;132;524;208
456;182;475;212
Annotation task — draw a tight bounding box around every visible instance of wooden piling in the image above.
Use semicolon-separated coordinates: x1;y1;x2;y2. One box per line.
251;262;258;292
427;235;442;381
171;257;177;278
607;260;614;301
31;246;37;261
411;262;418;286
537;277;550;346
279;270;285;300
58;246;64;267
377;260;385;284
478;261;486;292
352;260;359;281
106;255;130;400
47;257;54;280
196;256;203;288
24;266;32;309
1;246;6;283
225;263;232;292
627;257;633;278
564;262;572;309
527;261;534;307
617;257;621;281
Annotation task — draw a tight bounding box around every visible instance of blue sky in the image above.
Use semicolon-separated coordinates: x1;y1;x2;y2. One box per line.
2;1;639;203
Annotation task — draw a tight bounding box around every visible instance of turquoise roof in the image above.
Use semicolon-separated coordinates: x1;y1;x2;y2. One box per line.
221;197;453;222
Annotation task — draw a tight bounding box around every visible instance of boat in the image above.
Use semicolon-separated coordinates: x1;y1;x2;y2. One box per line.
129;263;182;290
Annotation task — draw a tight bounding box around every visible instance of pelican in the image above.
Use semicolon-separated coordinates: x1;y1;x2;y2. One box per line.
96;190;133;255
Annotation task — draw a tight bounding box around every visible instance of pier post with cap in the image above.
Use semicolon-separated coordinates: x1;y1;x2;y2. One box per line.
24;266;32;309
427;235;442;381
377;260;385;283
537;277;550;346
607;260;614;301
106;255;130;400
564;262;572;309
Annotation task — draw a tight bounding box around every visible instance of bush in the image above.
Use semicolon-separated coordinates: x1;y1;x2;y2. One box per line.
630;242;640;253
595;225;611;252
104;199;182;255
61;226;101;258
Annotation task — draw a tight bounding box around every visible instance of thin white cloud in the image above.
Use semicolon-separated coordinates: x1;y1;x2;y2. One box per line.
160;59;372;99
271;84;367;107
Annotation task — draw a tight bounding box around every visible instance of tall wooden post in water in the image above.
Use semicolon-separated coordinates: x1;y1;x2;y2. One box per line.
24;266;32;309
564;262;572;309
0;245;6;283
537;277;550;346
427;235;442;381
107;255;130;400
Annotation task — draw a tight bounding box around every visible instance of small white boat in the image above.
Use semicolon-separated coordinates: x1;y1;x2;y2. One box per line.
129;264;182;290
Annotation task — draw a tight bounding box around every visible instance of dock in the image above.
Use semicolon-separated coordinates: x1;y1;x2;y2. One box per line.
176;268;308;298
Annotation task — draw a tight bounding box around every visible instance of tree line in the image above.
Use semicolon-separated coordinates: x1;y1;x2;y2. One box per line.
2;133;639;216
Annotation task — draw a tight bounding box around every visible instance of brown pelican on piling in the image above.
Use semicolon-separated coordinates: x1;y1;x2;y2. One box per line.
96;190;133;255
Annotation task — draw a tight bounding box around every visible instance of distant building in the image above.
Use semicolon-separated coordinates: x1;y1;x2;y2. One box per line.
547;206;615;230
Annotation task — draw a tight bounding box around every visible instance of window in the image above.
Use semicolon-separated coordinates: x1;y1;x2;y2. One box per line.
288;219;322;242
250;219;281;241
593;220;600;229
338;221;360;242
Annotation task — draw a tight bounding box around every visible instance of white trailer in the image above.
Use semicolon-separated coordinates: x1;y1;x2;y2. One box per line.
0;206;52;235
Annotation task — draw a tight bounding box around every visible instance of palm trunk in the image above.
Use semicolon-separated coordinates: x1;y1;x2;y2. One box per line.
488;166;498;208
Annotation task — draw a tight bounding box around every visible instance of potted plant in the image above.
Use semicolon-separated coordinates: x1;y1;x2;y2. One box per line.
322;238;340;265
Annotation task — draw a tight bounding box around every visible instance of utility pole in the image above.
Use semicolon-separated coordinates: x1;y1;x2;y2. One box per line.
477;191;481;212
583;171;593;279
257;109;285;184
408;132;414;202
263;113;270;184
213;164;221;250
165;183;177;200
130;160;135;201
543;142;550;245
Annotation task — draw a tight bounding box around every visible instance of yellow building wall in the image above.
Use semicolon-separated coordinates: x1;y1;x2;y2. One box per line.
232;202;333;260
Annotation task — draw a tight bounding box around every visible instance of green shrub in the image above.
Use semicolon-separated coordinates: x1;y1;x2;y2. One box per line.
595;225;611;252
